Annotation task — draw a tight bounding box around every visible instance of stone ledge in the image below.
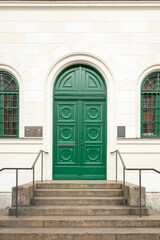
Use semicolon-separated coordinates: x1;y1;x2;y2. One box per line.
12;181;39;207
124;181;146;207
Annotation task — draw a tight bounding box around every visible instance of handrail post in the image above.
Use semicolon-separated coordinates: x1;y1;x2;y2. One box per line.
33;166;35;204
139;169;142;218
41;150;43;182
123;167;126;206
116;150;118;182
16;168;18;217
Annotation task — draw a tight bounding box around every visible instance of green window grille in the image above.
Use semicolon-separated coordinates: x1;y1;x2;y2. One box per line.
0;72;19;138
141;72;160;138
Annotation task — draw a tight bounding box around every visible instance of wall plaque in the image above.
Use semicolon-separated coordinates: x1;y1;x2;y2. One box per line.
117;126;125;138
25;126;43;137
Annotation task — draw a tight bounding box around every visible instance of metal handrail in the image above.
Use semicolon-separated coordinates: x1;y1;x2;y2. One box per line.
111;150;160;218
0;150;48;217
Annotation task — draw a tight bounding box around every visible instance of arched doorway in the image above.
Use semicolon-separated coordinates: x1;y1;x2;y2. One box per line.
53;65;107;179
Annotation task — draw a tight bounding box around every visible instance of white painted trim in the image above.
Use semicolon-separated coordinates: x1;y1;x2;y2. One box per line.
0;142;42;145
0;65;24;138
1;1;160;8
0;138;42;144
119;152;160;154
0;152;41;154
117;139;160;144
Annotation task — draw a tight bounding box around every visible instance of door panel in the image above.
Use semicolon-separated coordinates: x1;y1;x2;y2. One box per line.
54;101;79;177
81;101;106;178
54;100;106;179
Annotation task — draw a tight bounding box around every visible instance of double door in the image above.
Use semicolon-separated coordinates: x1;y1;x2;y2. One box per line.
53;99;106;179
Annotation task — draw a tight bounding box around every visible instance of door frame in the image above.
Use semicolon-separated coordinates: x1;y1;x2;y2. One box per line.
52;64;107;180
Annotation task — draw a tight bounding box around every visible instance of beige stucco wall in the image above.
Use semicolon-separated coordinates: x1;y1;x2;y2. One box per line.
0;1;160;192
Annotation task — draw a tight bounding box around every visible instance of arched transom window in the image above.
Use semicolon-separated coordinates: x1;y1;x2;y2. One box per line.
0;72;19;137
141;72;160;138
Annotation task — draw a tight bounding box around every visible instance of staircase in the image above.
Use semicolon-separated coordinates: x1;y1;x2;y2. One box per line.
0;180;160;240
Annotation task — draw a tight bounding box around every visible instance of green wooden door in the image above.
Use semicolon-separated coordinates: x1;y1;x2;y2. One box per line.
53;65;106;179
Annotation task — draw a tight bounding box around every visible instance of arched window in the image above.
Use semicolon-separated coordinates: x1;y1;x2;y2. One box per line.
0;72;19;137
141;72;160;138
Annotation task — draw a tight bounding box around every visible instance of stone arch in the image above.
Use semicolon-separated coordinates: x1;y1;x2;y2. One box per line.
43;43;119;179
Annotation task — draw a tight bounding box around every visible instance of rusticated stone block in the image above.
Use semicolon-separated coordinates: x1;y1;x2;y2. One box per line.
124;182;146;207
12;181;39;207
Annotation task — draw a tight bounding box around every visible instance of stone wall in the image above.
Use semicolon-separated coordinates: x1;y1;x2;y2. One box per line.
0;192;11;211
146;192;160;213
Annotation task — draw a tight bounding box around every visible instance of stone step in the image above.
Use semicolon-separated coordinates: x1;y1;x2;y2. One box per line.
36;181;122;189
35;189;123;197
9;205;148;216
0;227;160;240
1;216;160;228
33;196;123;205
